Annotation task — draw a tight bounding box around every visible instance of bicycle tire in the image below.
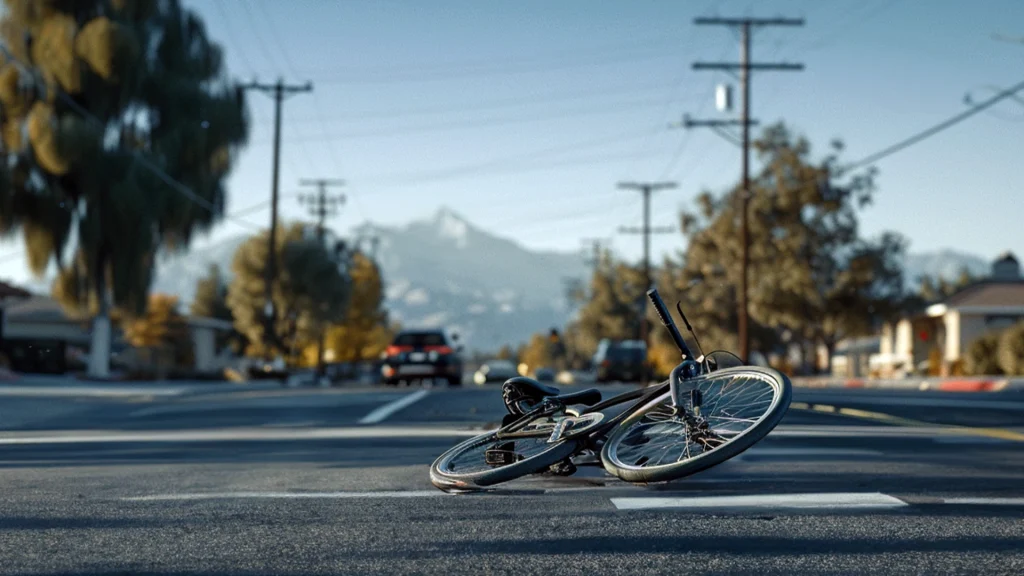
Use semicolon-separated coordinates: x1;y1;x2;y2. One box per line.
600;366;791;484
430;429;579;492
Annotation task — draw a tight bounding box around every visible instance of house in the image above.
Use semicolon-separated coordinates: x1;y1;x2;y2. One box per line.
1;290;237;376
0;295;94;373
875;252;1024;378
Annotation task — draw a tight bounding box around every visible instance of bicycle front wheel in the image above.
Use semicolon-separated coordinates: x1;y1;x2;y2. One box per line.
600;366;791;484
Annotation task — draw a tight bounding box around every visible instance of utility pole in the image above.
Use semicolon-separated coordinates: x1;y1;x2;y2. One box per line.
581;238;610;276
618;181;676;382
683;17;804;364
240;78;313;358
299;178;346;381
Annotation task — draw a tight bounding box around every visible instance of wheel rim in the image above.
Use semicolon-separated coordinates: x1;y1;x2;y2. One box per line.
605;368;786;473
437;417;566;477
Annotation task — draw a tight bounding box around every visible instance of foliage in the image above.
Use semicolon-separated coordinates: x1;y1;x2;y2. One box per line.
495;344;516;361
226;223;352;360
122;292;191;366
567;256;646;362
315;251;392;365
655;122;906;372
964;332;1003;376
190;263;244;352
997;321;1024;376
519;332;554;373
916;267;976;303
0;0;249;320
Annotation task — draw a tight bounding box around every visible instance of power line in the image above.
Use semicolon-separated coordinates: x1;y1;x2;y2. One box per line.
249;98;677;143
846;77;1024;171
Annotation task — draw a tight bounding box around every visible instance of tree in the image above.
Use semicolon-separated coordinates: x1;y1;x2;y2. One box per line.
227;223;352;363
496;344;516;361
0;1;250;378
122;292;191;369
318;251;392;364
190;263;243;352
918;266;976;303
997;321;1024;376
519;332;554;373
663;123;906;373
568;259;646;361
964;332;1003;376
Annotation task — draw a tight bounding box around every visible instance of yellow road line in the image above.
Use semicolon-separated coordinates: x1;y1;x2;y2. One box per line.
791;403;1024;442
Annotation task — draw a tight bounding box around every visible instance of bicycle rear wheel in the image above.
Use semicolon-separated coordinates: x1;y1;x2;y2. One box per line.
430;416;580;492
600;366;791;484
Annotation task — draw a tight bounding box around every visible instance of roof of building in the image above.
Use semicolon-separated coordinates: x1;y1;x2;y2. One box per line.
943;280;1024;309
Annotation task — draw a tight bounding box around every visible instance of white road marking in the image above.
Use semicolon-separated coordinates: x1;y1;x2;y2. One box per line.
611;492;908;511
734;447;882;461
0;386;184;398
358;389;430;424
123;490;447;501
941;497;1024;506
0;425;484;445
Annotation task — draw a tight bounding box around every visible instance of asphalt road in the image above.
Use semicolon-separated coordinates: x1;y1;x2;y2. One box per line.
0;379;1022;575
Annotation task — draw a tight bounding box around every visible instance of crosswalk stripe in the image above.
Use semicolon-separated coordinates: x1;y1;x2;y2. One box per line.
610;492;909;511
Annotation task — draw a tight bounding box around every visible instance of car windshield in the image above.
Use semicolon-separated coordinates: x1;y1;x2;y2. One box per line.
393;332;447;347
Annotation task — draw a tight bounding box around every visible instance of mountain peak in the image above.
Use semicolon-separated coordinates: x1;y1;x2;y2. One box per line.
432;206;470;247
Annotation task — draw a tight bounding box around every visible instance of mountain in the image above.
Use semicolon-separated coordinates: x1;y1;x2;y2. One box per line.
151;207;590;352
900;249;991;288
148;207;1001;352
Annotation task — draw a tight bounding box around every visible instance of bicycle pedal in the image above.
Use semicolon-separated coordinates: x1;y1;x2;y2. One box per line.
545;459;577;477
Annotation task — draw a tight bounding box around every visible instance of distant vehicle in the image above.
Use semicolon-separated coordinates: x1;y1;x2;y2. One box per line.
593;339;647;383
532;367;556;382
381;329;464;386
473;360;519;385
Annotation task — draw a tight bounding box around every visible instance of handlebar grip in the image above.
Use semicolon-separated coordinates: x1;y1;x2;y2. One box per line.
646;288;694;359
647;288;674;327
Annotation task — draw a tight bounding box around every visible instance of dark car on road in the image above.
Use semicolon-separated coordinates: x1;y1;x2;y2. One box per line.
593;338;647;383
381;329;464;386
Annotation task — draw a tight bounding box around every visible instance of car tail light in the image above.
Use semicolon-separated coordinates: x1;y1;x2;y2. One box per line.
425;345;453;355
386;345;413;356
601;360;610;367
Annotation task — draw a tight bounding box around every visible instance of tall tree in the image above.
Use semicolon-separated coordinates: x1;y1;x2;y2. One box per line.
190;263;242;352
0;0;249;378
568;259;647;361
226;223;352;362
659;123;905;373
319;251;392;364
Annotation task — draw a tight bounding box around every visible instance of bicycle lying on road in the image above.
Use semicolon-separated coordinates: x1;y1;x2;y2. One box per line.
430;287;793;492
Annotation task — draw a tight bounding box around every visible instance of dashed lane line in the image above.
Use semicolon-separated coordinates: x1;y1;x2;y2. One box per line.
358;389;430;424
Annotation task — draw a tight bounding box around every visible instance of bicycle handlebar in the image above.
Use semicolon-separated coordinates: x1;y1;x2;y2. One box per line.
647;288;694;360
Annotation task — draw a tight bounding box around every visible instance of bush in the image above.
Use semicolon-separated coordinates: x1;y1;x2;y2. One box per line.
997;321;1024;376
964;332;1003;376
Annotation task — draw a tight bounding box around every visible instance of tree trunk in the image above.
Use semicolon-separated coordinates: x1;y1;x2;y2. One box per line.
87;268;111;380
825;339;836;375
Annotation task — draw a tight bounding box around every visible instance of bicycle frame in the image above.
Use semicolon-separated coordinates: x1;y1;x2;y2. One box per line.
492;289;719;458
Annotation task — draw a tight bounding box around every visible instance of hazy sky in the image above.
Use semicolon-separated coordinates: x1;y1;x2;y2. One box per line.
1;0;1023;286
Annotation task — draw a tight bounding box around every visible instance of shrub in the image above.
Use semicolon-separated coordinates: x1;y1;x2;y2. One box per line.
997;321;1024;376
964;332;1003;376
